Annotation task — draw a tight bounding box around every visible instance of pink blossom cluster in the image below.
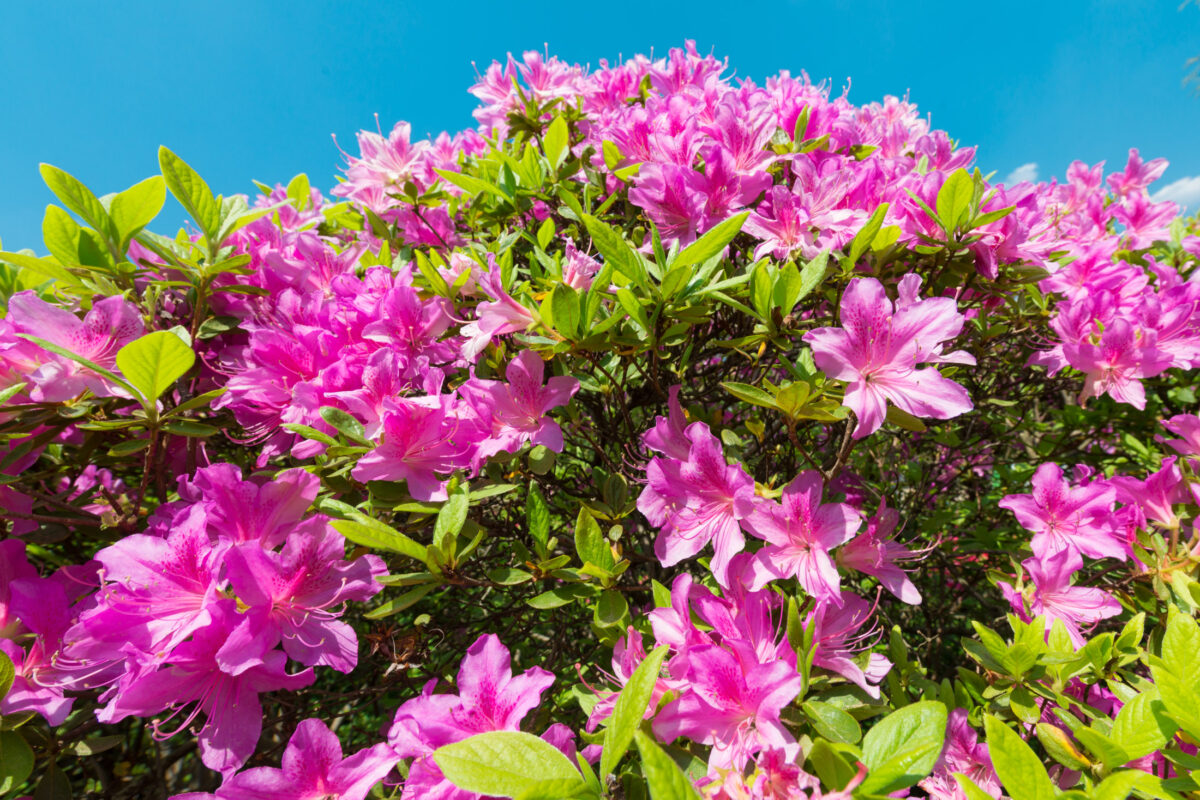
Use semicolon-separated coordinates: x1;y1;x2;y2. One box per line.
638;387;924;603
997;414;1200;646
11;464;387;778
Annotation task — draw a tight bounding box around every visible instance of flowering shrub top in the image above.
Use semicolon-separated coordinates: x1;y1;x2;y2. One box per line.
1;41;1199;799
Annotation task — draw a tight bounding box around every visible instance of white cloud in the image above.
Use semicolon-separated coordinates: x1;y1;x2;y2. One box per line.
1152;175;1200;214
1004;162;1039;185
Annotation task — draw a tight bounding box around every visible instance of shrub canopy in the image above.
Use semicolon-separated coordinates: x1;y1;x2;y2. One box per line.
1;41;1199;800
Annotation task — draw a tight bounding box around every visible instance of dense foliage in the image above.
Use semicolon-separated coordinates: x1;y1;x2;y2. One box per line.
2;42;1200;799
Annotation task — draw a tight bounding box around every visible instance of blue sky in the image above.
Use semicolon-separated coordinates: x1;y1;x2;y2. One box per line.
2;0;1198;252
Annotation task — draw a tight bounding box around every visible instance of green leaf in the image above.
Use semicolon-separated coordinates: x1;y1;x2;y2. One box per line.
807;739;861;791
594;590;628;627
673;212;748;269
318;406;368;444
1093;770;1152;800
364;583;436;619
42;204;83;265
33;762;72;800
544;116;570;168
935;168;973;232
158;146;220;240
0;730;34;793
330;517;428;563
434;168;510;201
575;508;614;570
886;405;928;433
526;482;550;558
1035;722;1091;771
0;651;13;700
39;163;116;243
858;701;947;795
847;203;889;265
116;330;196;404
600;645;669;779
1074;727;1129;769
527;585;595;610
1151;661;1200;740
634;730;702;800
1109;689;1176;762
983;714;1056;800
581;214;650;290
434;489;469;551
795;250;830;303
434;731;586;799
551;283;581;340
1161;610;1200;692
0;250;79;286
110;176;166;248
802;700;862;744
721;382;778;410
286;173;311;206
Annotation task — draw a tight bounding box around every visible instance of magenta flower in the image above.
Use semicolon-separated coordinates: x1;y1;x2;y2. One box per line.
1006;549;1122;647
642;385;692;460
465;349;579;461
838;498;923;605
637;423;758;586
389;634;555;800
6;291;144;401
1107;148;1168;198
918;708;1001;799
351;394;474;501
186;464;322;548
805;591;891;699
99;604;315;776
803;275;975;439
70;521;227;662
1062;318;1172;410
459;264;536;361
222;530;385;674
1110;456;1189;530
210;718;397;800
998;463;1125;561
742;470;860;602
653;643;803;772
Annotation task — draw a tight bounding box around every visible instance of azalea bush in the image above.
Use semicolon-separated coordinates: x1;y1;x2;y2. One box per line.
2;41;1200;799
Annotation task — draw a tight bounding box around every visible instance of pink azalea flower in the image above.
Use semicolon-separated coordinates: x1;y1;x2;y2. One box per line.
803;275;975;439
1106;148;1168;198
99;604;315;776
1062;318;1172;410
839;498;924;605
459;262;536;361
185;464;323;548
742;470;861;602
221;530;385;674
637;423;758;586
209;718;397;800
0;576;75;725
6;291;144;401
642;385;692;460
389;634;555;800
653;643;804;772
463;349;579;462
1110;456;1189;530
805;591;891;699
69;520;227;663
1006;549;1122;647
998;462;1126;561
918;708;1001;799
351;394;475;501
